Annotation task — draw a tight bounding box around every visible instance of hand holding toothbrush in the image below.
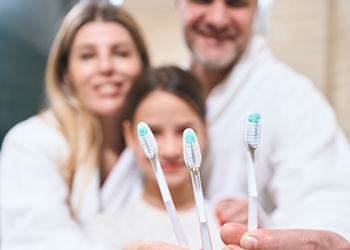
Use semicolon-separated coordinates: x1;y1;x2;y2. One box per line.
245;112;261;231
216;199;249;226
220;223;350;250
216;112;261;229
122;225;350;250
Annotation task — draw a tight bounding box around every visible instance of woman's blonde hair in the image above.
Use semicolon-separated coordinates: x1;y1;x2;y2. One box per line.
45;2;149;196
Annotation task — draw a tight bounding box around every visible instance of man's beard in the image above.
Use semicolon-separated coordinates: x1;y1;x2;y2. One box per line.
187;27;244;69
190;45;240;69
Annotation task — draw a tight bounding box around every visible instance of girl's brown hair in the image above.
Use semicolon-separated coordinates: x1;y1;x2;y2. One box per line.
124;66;206;124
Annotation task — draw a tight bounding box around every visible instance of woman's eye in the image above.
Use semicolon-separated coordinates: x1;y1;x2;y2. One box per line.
80;53;94;59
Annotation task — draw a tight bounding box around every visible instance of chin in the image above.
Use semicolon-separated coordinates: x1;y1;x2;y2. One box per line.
167;183;185;191
92;104;124;117
194;53;236;68
165;177;187;189
192;45;239;69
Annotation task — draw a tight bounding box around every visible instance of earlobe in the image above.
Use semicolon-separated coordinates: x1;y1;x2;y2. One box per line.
174;0;182;14
122;120;136;150
63;70;72;85
203;120;209;146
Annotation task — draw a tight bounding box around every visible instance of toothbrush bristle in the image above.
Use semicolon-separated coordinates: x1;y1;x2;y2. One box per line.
183;128;202;172
248;112;261;123
246;112;261;149
137;122;157;159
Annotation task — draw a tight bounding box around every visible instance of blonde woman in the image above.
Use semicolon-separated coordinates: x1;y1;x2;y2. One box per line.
0;2;149;250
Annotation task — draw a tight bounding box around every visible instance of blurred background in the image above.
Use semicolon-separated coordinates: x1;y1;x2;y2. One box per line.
0;0;349;146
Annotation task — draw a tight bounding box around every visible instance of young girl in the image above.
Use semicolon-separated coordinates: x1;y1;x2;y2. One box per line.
83;66;224;250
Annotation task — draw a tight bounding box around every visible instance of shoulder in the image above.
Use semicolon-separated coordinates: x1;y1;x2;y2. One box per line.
246;40;331;115
249;35;317;90
5;112;61;140
1;112;68;161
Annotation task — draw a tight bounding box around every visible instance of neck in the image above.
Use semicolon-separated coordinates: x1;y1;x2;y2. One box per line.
99;115;124;183
190;60;234;97
143;177;195;211
190;43;249;97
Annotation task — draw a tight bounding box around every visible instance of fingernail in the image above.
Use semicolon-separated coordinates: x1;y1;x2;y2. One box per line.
241;236;257;249
215;211;226;226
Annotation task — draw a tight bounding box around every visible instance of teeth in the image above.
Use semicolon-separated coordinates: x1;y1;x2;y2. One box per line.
98;84;118;92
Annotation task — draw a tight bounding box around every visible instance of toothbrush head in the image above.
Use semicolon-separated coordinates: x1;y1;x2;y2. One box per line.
245;112;261;149
183;128;202;172
137;122;158;159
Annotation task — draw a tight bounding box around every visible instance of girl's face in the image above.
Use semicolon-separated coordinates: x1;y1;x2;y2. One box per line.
123;90;207;189
65;21;143;117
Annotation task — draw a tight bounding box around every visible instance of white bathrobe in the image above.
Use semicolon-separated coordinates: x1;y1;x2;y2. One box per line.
2;33;350;249
0;112;144;250
83;199;225;250
201;34;350;241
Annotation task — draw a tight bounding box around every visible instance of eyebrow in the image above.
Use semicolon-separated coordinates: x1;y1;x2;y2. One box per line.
73;41;134;50
147;121;198;130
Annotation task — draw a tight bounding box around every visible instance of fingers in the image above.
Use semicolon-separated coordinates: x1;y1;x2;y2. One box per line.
222;245;244;250
240;229;350;250
220;223;350;250
216;199;249;225
220;223;248;246
122;241;188;250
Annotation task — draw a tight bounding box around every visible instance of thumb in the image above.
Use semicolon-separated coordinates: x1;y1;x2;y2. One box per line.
220;223;248;245
240;229;350;250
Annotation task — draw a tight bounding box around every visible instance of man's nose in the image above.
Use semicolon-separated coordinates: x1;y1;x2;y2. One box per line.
205;0;230;32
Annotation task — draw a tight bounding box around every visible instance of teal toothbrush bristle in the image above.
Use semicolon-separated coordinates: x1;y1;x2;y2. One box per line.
138;125;147;136
185;130;196;144
248;112;261;123
183;128;201;171
247;112;261;148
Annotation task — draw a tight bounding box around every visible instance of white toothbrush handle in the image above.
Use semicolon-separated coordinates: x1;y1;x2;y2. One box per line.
247;149;258;231
150;158;189;248
190;171;212;250
164;200;189;248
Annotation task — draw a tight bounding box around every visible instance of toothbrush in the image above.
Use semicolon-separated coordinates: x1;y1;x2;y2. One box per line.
245;112;261;231
183;128;212;250
137;122;189;248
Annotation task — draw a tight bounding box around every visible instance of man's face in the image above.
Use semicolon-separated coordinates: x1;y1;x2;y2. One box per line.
176;0;257;68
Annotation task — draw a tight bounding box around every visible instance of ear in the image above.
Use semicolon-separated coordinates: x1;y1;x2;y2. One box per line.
63;70;72;85
202;120;208;146
174;0;182;14
122;120;137;150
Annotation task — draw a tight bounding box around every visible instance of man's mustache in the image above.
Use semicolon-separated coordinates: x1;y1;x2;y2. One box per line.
194;25;237;40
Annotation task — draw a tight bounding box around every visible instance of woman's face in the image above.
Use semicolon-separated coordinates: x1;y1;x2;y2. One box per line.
65;21;143;117
124;90;207;189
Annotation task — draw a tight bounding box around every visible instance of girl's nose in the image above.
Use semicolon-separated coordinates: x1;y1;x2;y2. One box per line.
159;135;182;160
